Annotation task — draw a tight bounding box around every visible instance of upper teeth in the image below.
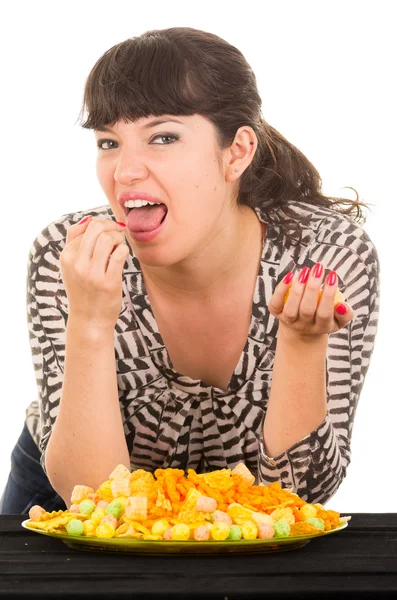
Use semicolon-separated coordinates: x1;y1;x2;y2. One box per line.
124;199;161;208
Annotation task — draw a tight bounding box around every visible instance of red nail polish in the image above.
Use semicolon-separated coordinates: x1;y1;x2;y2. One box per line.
283;272;294;285
335;303;348;315
78;216;90;225
327;271;337;286
313;263;324;278
298;267;310;284
116;221;126;227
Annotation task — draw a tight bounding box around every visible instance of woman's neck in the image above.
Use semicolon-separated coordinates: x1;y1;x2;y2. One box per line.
140;206;264;304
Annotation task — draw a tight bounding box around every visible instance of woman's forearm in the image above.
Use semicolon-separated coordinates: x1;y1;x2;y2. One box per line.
263;325;329;458
45;316;130;504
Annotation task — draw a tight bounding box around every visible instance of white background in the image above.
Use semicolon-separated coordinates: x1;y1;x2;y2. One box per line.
0;0;395;512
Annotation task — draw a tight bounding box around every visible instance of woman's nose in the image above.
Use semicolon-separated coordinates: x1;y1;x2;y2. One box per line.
113;150;149;184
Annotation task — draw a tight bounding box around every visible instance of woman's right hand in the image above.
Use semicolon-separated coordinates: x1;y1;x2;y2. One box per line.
60;215;130;330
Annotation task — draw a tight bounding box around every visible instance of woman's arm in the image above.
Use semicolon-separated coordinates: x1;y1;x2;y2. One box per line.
263;326;328;458
45;318;130;505
258;225;380;505
26;211;130;506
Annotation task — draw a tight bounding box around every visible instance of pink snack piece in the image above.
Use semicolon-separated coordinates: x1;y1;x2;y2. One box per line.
70;504;82;514
258;523;275;539
28;505;46;521
196;496;217;513
193;525;210;541
163;528;173;541
97;500;109;509
101;514;118;528
212;510;232;525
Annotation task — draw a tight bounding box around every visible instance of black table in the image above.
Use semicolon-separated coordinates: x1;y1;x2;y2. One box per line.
1;513;397;598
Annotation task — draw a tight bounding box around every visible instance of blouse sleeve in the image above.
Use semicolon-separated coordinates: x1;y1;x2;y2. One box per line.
26;224;69;474
258;218;380;505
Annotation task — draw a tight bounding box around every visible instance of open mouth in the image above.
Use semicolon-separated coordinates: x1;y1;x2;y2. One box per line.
124;203;168;233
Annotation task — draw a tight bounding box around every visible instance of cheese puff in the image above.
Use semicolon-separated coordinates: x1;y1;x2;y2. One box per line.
90;508;106;524
211;522;230;541
196;496;217;513
83;520;97;537
299;504;318;520
163;528;173;540
70;504;82;514
193;525;210;541
151;519;171;536
96;523;116;538
241;521;258;540
212;510;233;525
101;514;118;528
97;500;109;510
95;479;113;502
28;505;46;521
171;524;190;541
258;523;275;539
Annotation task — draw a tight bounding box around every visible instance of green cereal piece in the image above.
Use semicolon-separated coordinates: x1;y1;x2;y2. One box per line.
273;519;291;538
106;500;124;519
305;517;325;531
227;525;242;540
66;519;84;536
79;499;96;515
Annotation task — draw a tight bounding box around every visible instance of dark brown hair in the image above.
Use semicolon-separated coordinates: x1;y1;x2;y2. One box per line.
77;26;370;246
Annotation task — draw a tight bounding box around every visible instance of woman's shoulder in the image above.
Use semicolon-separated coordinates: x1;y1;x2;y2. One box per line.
292;200;378;264
28;204;113;259
259;200;378;261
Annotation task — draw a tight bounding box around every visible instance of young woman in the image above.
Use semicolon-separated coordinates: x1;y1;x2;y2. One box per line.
0;27;379;514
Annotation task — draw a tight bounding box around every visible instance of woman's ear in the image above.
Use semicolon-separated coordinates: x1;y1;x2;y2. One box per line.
225;126;257;181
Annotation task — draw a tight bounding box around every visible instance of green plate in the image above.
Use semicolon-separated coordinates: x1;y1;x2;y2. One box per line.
21;520;348;554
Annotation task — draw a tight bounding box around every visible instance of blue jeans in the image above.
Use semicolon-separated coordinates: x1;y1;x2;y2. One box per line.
0;422;67;514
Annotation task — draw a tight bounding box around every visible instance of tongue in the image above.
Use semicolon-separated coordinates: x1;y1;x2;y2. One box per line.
126;205;167;232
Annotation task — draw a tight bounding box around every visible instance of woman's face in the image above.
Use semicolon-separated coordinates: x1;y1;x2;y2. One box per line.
94;114;237;267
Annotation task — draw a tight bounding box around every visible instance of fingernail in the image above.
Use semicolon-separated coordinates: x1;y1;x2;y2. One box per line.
327;271;337;286
78;216;90;225
312;263;324;278
283;272;294;285
298;266;310;284
116;221;126;227
335;303;348;315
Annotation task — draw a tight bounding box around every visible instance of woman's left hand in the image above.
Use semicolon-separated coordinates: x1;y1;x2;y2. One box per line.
268;263;354;338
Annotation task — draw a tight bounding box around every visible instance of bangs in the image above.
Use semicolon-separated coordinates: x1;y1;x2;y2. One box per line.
78;34;202;130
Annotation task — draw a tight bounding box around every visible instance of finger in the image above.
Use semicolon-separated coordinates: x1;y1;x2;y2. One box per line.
315;270;342;324
268;271;295;316
282;266;311;322
65;215;93;246
334;301;354;327
78;218;127;259
299;263;325;322
91;231;127;273
106;243;130;278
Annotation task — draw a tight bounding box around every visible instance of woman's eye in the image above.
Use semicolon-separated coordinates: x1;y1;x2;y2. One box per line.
96;139;117;150
150;134;179;145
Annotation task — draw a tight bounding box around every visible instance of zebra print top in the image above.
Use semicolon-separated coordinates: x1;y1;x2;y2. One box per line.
24;200;380;504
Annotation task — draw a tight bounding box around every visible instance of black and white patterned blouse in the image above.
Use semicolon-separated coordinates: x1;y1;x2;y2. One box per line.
24;200;380;504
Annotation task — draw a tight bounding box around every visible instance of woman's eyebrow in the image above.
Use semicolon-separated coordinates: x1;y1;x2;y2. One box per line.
96;118;184;133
